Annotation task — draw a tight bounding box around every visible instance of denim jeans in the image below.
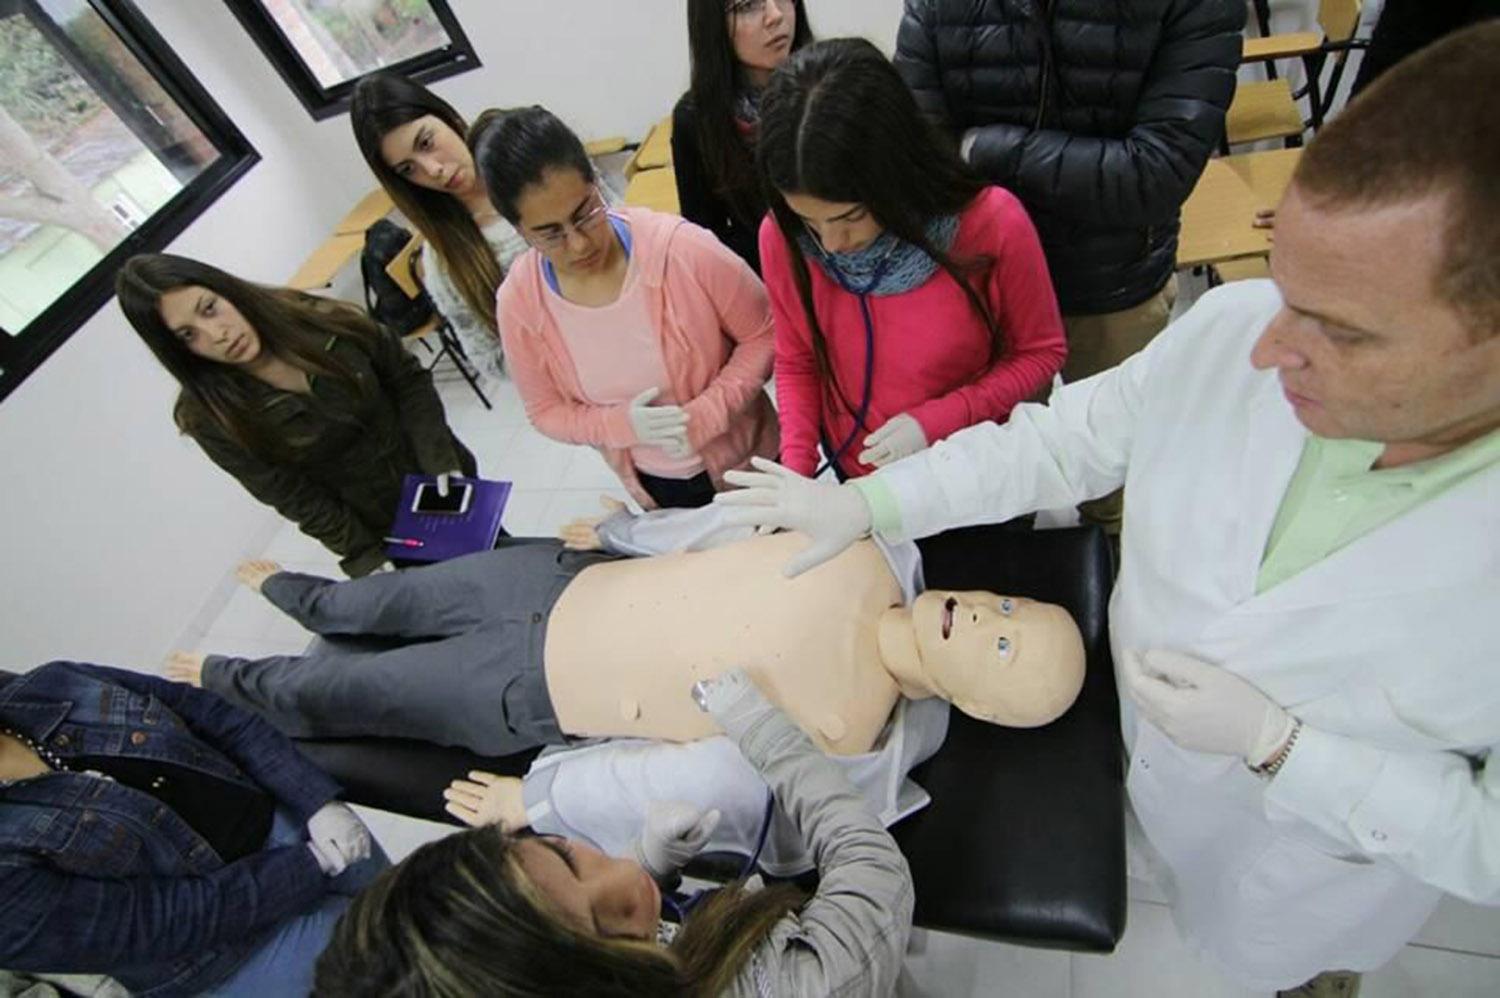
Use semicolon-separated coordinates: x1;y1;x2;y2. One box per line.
203;810;388;998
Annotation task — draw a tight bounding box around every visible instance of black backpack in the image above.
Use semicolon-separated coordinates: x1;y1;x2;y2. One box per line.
360;218;434;337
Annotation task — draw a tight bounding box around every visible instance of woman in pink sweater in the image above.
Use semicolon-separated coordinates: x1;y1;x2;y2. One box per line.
757;39;1066;480
472;108;778;509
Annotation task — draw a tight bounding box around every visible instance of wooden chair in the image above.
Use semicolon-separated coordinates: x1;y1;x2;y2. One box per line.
381;233;492;411
1226;0;1365;148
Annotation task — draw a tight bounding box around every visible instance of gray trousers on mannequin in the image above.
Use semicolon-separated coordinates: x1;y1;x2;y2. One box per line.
200;539;618;756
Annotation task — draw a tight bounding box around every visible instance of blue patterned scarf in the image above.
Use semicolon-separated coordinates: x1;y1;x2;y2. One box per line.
798;213;961;296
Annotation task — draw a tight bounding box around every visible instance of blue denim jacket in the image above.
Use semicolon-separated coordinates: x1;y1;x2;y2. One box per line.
0;662;342;997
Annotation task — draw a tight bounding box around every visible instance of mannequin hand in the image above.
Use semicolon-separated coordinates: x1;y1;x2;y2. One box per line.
715;458;873;577
305;802;371;876
443;770;528;831
558;496;628;551
634;801;722;881
1121;650;1293;765
627;388;689;450
857;414;928;468
435;471;463;497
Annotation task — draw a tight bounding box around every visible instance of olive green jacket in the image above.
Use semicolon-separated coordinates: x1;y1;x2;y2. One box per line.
184;328;473;577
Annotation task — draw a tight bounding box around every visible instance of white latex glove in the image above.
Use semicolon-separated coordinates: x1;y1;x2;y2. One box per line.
558;495;628;551
627;387;689;452
1121;650;1294;765
857;414;928;468
435;470;464;497
370;562;395;575
633;801;722;881
714;457;873;577
305;802;372;876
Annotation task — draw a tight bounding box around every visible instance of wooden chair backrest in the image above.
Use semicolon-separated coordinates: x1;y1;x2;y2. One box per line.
1319;0;1362;43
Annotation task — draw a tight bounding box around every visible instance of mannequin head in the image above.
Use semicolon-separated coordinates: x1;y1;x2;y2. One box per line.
884;591;1085;728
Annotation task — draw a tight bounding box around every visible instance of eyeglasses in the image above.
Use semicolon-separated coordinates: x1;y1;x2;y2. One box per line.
726;0;790;19
523;189;611;252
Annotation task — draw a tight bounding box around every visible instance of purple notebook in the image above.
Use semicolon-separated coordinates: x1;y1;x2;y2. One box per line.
385;475;511;563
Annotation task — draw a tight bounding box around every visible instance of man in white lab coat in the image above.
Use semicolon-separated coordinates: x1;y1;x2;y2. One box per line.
714;23;1500;996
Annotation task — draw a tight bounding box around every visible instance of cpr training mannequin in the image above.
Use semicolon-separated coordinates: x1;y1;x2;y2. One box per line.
170;503;1084;761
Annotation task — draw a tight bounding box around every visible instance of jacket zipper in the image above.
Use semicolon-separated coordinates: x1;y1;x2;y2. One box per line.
1035;0;1055;130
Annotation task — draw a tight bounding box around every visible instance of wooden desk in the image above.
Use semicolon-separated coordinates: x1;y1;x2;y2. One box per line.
287;188;395;290
288;232;366;291
625;116;673;178
624;166;680;214
334;188;395;236
1177;148;1301;269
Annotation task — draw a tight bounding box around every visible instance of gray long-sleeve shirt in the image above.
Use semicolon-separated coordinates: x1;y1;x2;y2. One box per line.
713;679;915;998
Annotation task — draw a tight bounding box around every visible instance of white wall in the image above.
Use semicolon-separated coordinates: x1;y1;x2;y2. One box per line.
0;0;907;672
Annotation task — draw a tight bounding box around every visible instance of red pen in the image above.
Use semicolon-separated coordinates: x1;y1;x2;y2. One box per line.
383;536;425;548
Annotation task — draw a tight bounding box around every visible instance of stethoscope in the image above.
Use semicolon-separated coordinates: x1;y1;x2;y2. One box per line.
660;792;776;923
812;239;898;480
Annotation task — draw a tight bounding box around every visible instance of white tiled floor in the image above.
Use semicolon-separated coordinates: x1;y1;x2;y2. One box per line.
190;336;1500;997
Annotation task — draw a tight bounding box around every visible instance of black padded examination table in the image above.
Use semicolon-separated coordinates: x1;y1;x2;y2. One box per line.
290;524;1127;952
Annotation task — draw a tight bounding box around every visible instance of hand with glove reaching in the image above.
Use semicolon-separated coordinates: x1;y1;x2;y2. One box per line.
857;414;928;468
714;457;873;577
634;801;722;885
1120;649;1295;767
305;802;372;876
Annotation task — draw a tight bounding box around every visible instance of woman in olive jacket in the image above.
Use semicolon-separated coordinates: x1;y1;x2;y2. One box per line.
118;254;475;577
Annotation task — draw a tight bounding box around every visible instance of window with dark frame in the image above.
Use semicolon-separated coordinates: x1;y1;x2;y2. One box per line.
223;0;479;120
0;0;258;403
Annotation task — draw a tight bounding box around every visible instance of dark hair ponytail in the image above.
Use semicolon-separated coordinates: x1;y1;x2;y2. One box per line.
469;106;595;225
757;37;1003;422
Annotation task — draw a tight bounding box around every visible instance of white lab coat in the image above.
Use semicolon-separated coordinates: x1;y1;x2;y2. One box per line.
876;281;1500;989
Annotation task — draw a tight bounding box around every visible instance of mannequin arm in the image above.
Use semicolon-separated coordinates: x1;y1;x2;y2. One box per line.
593;503;754;557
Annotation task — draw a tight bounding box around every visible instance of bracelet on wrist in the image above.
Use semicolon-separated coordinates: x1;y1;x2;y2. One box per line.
1250;718;1303;780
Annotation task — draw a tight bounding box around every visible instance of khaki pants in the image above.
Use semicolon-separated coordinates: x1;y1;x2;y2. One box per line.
1060;275;1178;533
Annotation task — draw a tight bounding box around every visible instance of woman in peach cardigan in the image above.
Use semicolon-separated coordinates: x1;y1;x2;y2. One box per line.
473;107;778;509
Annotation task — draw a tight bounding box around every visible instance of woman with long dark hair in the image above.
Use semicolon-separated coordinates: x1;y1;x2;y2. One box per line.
313;670;912;997
673;0;813;273
474;106;778;510
117;254;474;577
350;73;524;383
757;38;1067;480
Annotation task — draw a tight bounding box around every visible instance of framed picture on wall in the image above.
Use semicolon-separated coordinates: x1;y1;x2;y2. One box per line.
223;0;480;120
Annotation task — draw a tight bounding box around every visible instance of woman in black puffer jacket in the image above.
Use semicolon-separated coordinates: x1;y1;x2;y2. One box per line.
894;0;1244;321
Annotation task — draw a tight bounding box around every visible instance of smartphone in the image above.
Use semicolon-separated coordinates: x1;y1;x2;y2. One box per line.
412;481;472;515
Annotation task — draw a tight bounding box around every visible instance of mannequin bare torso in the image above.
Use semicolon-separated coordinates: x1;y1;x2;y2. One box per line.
545;532;903;755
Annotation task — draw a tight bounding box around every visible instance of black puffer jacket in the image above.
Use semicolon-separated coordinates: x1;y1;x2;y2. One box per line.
895;0;1244;314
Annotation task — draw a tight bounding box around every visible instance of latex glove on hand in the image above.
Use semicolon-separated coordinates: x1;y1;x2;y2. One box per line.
714;457;873;577
435;470;464;497
857;414;928;468
443;770;528;832
628;387;690;455
305;802;372;876
1121;649;1294;766
634;801;722;883
694;667;779;744
558;495;628;551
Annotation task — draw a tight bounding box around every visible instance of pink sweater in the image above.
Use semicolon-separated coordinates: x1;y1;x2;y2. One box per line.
761;186;1066;478
497;207;779;508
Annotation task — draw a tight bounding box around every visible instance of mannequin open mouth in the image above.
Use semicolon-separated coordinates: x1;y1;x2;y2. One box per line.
942;596;956;639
